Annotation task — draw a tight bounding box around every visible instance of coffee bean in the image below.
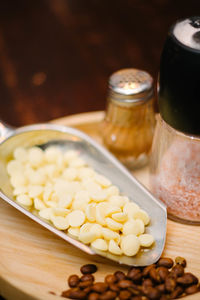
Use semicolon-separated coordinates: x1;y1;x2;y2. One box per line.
130;297;144;300
170;264;184;278
127;267;142;283
159;295;169;300
118;279;133;289
185;284;200;295
99;290;117;300
114;271;126;281
68;275;80;288
104;274;117;284
165;276;176;292
156;284;165;293
128;285;142;296
143;278;153;287
92;282;108;293
109;283;120;293
83;286;93;294
88;292;100;300
143;286;161;300
177;272;198;286
119;290;132;299
79;280;93;289
80;264;97;274
149;267;161;283
142;264;155;277
62;288;86;299
157;258;174;269
80;274;95;282
170;286;183;298
175;256;186;268
157;267;169;282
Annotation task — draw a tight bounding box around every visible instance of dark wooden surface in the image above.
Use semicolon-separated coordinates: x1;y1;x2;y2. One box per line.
0;1;200;299
0;0;200;128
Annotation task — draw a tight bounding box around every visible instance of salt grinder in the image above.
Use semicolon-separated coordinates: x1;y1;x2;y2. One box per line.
150;17;200;224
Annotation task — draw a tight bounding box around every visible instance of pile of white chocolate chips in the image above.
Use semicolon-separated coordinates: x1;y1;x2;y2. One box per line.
7;146;154;257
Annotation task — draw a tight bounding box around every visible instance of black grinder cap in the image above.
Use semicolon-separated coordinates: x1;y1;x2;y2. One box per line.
158;16;200;135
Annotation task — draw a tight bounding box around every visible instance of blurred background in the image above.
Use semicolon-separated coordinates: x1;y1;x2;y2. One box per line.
0;0;200;126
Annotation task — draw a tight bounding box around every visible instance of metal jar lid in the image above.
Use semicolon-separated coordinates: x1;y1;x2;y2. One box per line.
108;68;154;105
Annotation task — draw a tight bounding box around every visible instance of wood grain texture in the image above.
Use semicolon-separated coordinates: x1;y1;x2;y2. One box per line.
0;111;200;300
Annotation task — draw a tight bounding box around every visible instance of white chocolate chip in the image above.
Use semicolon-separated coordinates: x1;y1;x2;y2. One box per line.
68;227;80;238
133;209;150;225
121;234;140;256
67;210;85;227
123;202;140;218
28;147;44;167
34;197;46;210
138;234;155;247
85;203;96;222
102;227;120;241
123;219;144;236
51;216;69;230
112;212;128;222
108;240;122;255
91;238;108;251
105;218;123;231
94;174;111;187
16;194;32;206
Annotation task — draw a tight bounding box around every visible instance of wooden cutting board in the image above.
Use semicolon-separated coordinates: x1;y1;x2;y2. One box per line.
0;111;200;300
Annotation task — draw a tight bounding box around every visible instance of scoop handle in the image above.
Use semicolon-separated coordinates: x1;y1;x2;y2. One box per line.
0;119;14;142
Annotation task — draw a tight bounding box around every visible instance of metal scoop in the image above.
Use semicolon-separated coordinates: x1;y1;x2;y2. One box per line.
0;120;167;266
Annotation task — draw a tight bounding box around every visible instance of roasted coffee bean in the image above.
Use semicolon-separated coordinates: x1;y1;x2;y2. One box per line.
109;283;120;293
160;295;169;300
170;286;184;299
99;290;117;300
165;276;176;292
142;264;155;277
157;267;169;282
80;264;97;274
149;267;161;283
143;278;153;287
83;285;93;294
119;290;132;299
92;282;109;293
177;272;198;286
62;288;87;299
80;274;95;282
143;286;161;300
128;285;142;296
157;258;174;269
118;279;133;289
79;280;93;289
175;256;186;268
127;267;142;283
130;297;145;300
156;284;165;293
114;271;126;281
88;292;100;300
185;284;200;295
104;274;117;284
61;289;71;298
170;264;184;278
68;275;80;288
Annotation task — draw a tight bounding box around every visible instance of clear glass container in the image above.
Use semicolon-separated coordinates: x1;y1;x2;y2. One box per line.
150;115;200;224
102;68;156;169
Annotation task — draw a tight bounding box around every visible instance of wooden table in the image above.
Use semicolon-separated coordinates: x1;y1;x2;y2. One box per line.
0;111;200;300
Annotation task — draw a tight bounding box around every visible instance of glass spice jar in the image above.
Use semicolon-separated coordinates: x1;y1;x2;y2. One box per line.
150;17;200;224
102;68;156;169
